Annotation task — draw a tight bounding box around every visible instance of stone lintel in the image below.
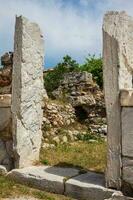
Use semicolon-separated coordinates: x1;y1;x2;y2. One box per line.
0;94;11;108
120;89;133;107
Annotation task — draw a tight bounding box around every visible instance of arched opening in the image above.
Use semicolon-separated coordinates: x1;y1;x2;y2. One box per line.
74;105;88;121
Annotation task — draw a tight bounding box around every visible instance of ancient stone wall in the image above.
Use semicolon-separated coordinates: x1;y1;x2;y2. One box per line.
12;16;44;168
0;94;13;170
0;52;13;94
52;71;105;122
52;71;103;107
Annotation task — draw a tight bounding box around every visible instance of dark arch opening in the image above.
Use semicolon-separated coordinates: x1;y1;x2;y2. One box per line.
74;105;88;121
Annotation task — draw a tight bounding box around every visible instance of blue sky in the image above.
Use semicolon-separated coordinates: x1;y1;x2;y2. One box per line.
0;0;133;68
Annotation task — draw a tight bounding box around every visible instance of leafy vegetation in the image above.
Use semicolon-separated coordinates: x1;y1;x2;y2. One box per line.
80;54;103;88
44;55;79;97
44;54;103;97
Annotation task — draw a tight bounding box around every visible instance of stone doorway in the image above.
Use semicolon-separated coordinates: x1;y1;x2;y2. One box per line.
0;10;133;200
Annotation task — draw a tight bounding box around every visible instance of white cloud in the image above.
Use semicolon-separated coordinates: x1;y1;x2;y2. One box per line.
0;0;133;67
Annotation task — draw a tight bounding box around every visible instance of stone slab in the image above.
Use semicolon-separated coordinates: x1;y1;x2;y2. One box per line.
0;94;11;108
120;90;133;107
105;191;133;200
122;157;133;196
7;166;79;194
122;107;133;157
12;16;44;168
103;11;122;189
65;171;114;200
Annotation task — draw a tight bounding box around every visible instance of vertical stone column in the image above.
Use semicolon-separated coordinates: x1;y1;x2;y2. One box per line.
103;12;133;191
103;11;133;190
103;14;121;189
12;16;44;168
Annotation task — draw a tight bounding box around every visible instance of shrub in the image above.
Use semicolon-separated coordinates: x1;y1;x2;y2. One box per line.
44;55;79;97
80;54;103;88
41;159;49;165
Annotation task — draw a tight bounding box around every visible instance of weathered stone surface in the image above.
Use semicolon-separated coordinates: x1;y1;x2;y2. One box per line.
12;16;44;168
0;165;8;175
52;71;104;109
0;94;11;107
103;10;133;193
7;166;79;194
122;158;133;185
103;11;133;89
0;52;13;94
0;139;13;170
103;11;122;189
0;95;12;152
122;157;133;196
65;171;114;200
0;108;12;140
0;140;8;162
0;96;13;170
120;90;133;106
104;191;133;200
122;107;133;157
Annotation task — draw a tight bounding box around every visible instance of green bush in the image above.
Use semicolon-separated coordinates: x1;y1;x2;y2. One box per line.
80;54;103;88
44;55;79;97
41;159;49;165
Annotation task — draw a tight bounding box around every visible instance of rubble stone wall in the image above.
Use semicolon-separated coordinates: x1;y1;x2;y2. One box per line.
0;52;13;94
0;94;13;170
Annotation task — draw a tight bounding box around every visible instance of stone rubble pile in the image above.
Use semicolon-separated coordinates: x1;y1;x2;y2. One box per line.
52;71;104;108
43;100;75;127
42;71;107;147
42;100;78;147
53;71;106;132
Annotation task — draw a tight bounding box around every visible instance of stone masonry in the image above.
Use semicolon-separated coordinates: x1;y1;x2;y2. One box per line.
103;11;133;196
0;94;13;171
0;52;13;94
12;16;44;168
